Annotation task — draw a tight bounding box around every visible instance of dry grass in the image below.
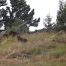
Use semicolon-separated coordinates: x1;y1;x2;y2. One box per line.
0;32;66;66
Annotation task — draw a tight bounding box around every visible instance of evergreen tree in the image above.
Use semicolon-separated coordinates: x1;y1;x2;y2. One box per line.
0;0;7;28
56;0;66;31
0;0;40;32
0;0;6;6
10;0;40;29
43;14;53;32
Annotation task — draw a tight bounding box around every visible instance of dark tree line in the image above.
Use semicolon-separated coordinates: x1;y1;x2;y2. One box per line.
1;0;66;33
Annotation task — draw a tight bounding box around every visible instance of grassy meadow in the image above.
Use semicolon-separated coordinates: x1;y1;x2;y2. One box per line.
0;31;66;66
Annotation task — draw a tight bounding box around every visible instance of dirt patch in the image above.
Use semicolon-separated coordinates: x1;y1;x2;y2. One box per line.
7;51;32;59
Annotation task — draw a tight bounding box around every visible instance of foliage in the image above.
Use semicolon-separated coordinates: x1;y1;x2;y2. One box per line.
43;14;53;32
56;0;66;31
0;0;6;6
0;0;40;32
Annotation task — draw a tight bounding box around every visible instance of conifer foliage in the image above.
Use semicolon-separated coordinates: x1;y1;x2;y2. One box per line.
0;0;40;32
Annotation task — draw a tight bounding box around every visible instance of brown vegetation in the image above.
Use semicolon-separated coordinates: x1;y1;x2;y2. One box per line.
0;32;66;66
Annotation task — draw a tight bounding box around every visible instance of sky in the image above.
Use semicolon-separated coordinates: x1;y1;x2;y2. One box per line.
26;0;59;31
0;0;65;31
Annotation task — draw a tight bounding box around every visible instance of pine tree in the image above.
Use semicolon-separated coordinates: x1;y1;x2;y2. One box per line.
0;0;6;6
0;0;7;28
9;0;40;32
0;0;40;32
56;0;66;31
43;14;53;32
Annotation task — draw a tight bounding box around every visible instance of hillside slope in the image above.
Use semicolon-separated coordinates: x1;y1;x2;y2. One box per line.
0;32;66;66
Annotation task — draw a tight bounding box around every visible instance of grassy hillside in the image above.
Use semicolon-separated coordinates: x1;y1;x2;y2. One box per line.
0;32;66;66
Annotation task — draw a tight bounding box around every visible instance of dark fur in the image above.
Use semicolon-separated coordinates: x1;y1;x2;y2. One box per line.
9;31;18;37
17;36;27;43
